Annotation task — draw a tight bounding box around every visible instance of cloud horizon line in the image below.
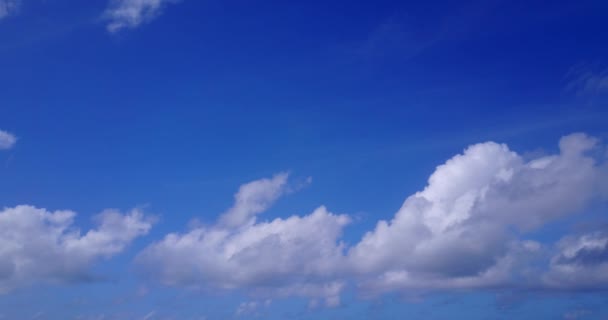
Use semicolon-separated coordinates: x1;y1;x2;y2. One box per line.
2;132;607;308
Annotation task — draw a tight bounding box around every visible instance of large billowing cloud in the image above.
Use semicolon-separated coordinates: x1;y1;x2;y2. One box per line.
0;206;153;293
137;133;608;303
103;0;181;33
0;130;16;150
348;133;605;293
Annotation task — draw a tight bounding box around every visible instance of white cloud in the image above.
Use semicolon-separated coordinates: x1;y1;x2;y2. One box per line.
543;230;608;290
103;0;181;33
235;299;272;316
348;133;605;293
0;130;16;150
567;65;608;95
137;133;608;302
0;0;19;20
219;173;289;228
141;311;156;320
0;205;153;293
137;174;349;304
235;301;257;316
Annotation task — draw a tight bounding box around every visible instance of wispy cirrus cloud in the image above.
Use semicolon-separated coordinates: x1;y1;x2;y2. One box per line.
0;130;16;150
1;0;181;32
103;0;181;33
566;64;608;96
0;0;19;20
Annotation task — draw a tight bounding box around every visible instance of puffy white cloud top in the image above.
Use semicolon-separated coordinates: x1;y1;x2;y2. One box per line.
137;173;350;306
348;133;603;293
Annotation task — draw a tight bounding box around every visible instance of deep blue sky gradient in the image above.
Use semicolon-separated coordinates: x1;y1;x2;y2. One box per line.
1;0;608;319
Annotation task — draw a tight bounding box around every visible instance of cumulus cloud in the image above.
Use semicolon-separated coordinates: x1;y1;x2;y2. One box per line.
348;133;605;293
103;0;181;33
0;130;16;150
137;133;608;302
0;205;153;293
137;173;349;305
0;0;19;20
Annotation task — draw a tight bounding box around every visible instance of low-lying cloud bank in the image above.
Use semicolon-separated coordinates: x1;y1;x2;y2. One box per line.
1;133;605;301
137;133;608;304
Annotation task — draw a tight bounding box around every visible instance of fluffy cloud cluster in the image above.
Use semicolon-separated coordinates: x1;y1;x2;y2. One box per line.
104;0;181;32
138;133;608;303
349;133;605;293
0;130;16;150
137;174;350;306
1;133;602;301
0;206;153;293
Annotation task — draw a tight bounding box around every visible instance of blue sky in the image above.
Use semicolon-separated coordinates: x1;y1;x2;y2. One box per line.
1;0;608;319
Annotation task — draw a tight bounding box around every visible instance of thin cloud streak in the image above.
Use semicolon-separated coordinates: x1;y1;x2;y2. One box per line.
103;0;181;33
